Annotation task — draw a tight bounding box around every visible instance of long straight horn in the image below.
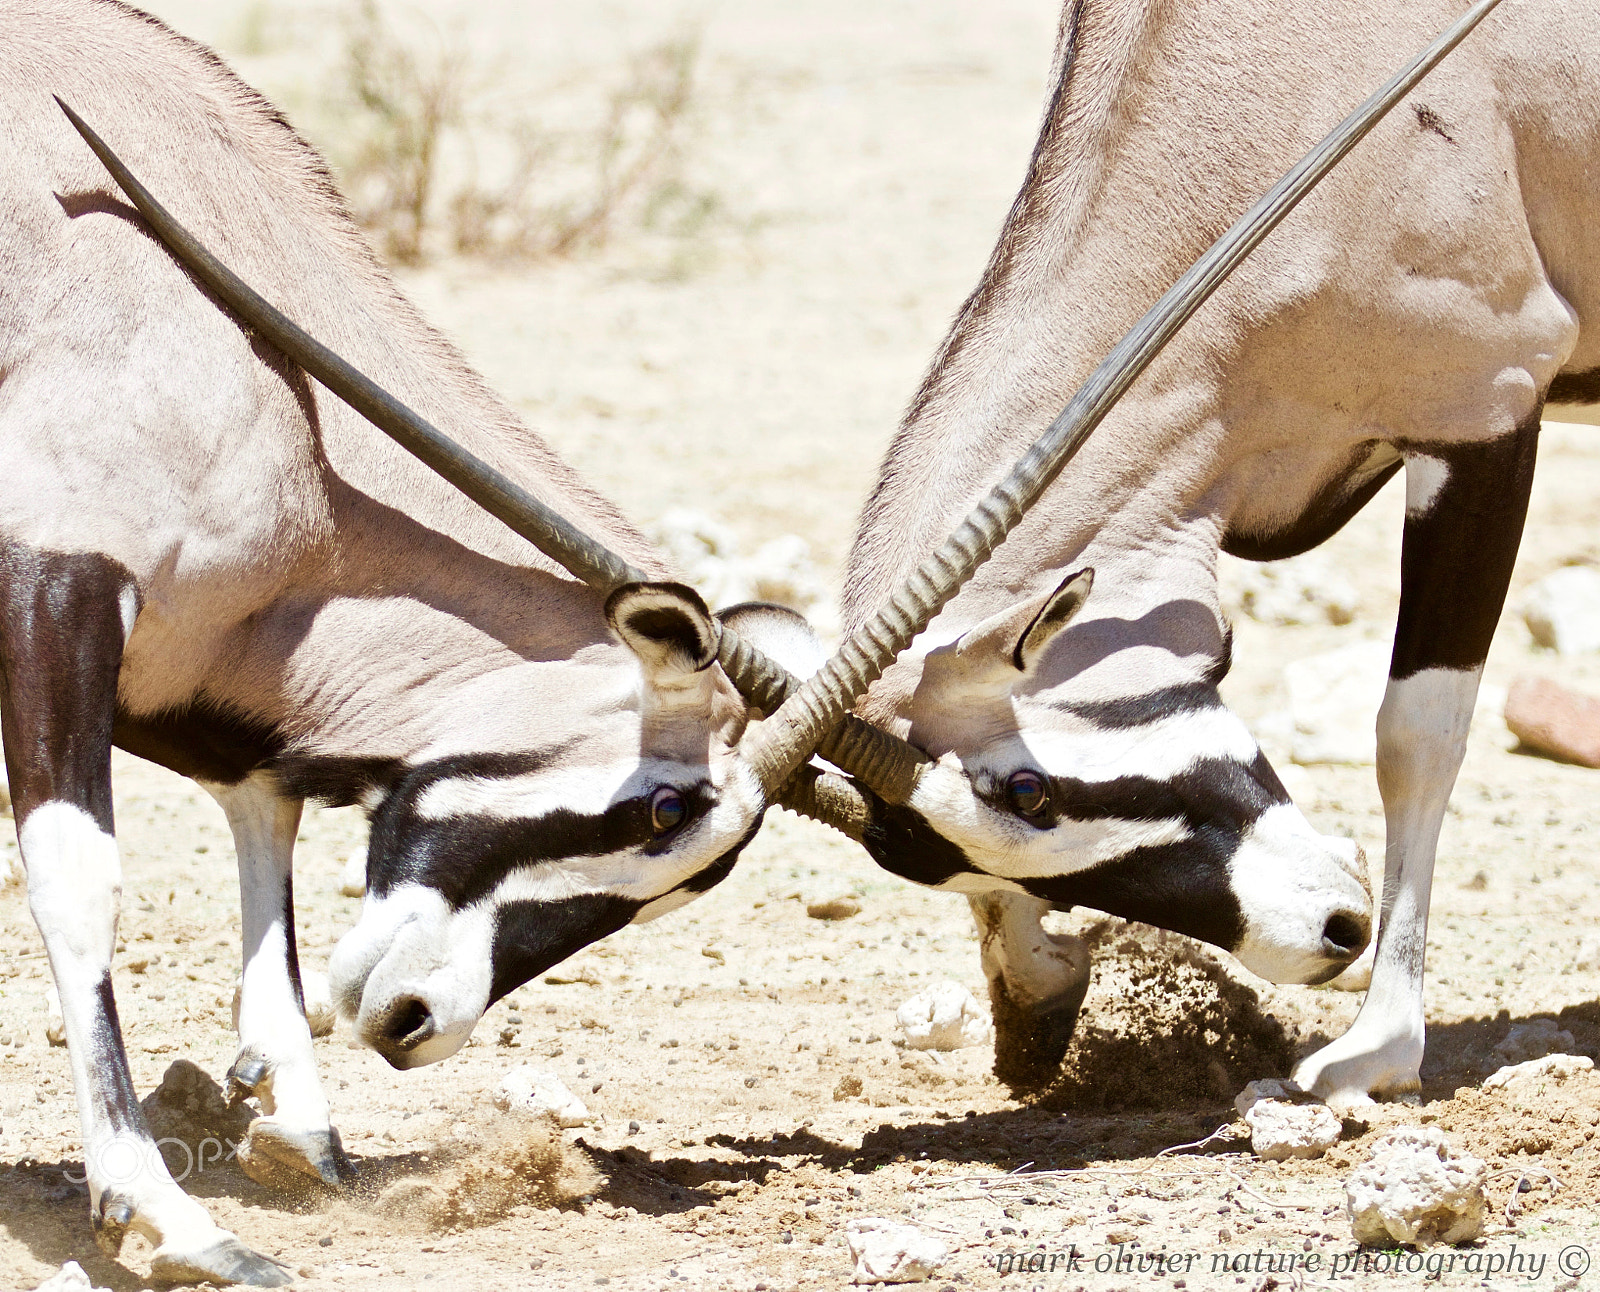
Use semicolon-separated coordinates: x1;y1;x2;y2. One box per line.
57;97;930;809
739;0;1506;797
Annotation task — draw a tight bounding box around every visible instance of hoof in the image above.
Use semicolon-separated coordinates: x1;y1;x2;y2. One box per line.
990;993;1086;1094
151;1234;293;1287
227;1051;270;1103
237;1118;357;1191
92;1192;135;1257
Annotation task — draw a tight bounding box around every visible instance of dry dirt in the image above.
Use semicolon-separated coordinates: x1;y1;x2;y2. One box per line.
5;2;1600;1290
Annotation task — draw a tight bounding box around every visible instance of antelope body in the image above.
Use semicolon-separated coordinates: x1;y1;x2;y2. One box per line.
842;0;1577;1098
0;3;799;1281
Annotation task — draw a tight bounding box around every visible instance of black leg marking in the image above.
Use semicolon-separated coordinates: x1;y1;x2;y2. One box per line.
1548;367;1600;405
1391;419;1539;677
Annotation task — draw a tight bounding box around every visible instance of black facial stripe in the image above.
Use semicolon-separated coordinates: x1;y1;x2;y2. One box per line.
982;752;1287;831
488;893;641;1006
1061;682;1223;729
861;802;983;889
368;764;715;908
1390;422;1539;679
1017;831;1247;953
676;813;763;895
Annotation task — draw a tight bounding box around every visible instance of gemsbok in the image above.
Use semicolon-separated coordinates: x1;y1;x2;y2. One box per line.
832;0;1560;1101
14;0;1478;1281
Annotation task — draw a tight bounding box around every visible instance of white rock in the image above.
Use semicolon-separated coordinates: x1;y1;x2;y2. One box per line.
339;848;368;898
1493;1017;1575;1066
1221;550;1360;628
1522;565;1600;655
301;968;336;1037
895;981;991;1051
1246;1100;1342;1161
1234;1079;1341;1161
845;1218;947;1284
33;1262;110;1292
1346;1126;1487;1248
1483;1052;1594;1091
494;1065;590;1127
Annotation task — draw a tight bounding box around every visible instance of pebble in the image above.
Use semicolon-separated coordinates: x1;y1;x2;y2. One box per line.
1503;675;1600;767
1521;565;1600;655
807;896;863;921
31;1262;110;1292
895;981;991;1052
1346;1126;1486;1248
495;1065;590;1127
844;1218;947;1284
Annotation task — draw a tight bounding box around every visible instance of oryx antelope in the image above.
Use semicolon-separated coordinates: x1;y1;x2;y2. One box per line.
19;0;1458;1281
834;0;1564;1100
5;2;932;1282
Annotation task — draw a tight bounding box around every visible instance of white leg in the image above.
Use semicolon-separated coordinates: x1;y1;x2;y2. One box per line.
968;890;1090;1090
206;773;352;1188
1294;668;1477;1105
23;804;289;1284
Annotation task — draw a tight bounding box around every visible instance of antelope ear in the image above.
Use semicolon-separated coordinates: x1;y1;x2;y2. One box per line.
717;602;824;683
606;583;719;679
953;568;1094;676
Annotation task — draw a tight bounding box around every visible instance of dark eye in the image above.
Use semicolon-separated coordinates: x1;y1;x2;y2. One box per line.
1005;770;1050;818
650;787;688;835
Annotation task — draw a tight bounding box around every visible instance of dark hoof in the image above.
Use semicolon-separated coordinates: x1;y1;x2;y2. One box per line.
237;1119;357;1191
151;1234;293;1287
990;991;1087;1094
227;1052;270;1102
92;1192;135;1257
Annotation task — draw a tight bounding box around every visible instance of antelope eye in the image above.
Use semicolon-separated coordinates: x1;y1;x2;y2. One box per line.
650;787;688;835
1005;770;1049;818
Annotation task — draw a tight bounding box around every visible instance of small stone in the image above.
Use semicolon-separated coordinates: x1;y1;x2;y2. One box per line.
1346;1126;1487;1248
339;847;368;898
895;981;991;1051
1244;1100;1342;1161
845;1218;947;1284
32;1261;110;1292
1522;565;1600;655
1493;1017;1575;1066
1483;1052;1594;1091
494;1065;589;1127
833;1075;864;1101
319;1235;334;1247
807;896;862;921
1504;675;1600;768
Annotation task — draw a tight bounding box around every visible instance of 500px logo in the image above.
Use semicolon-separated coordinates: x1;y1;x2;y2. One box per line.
60;1136;239;1186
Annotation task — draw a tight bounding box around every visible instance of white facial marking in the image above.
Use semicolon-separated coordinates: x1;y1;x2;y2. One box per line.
1228;804;1371;984
1002;704;1260;785
1404;454;1450;518
413;758;683;822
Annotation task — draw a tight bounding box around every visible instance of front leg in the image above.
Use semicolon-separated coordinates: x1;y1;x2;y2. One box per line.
968;890;1090;1092
205;773;353;1189
0;549;288;1286
1296;419;1539;1105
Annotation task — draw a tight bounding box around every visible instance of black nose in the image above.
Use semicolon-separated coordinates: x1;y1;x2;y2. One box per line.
380;996;435;1051
1322;910;1370;961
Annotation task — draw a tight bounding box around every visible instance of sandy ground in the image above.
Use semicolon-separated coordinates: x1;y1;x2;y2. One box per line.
5;2;1600;1289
